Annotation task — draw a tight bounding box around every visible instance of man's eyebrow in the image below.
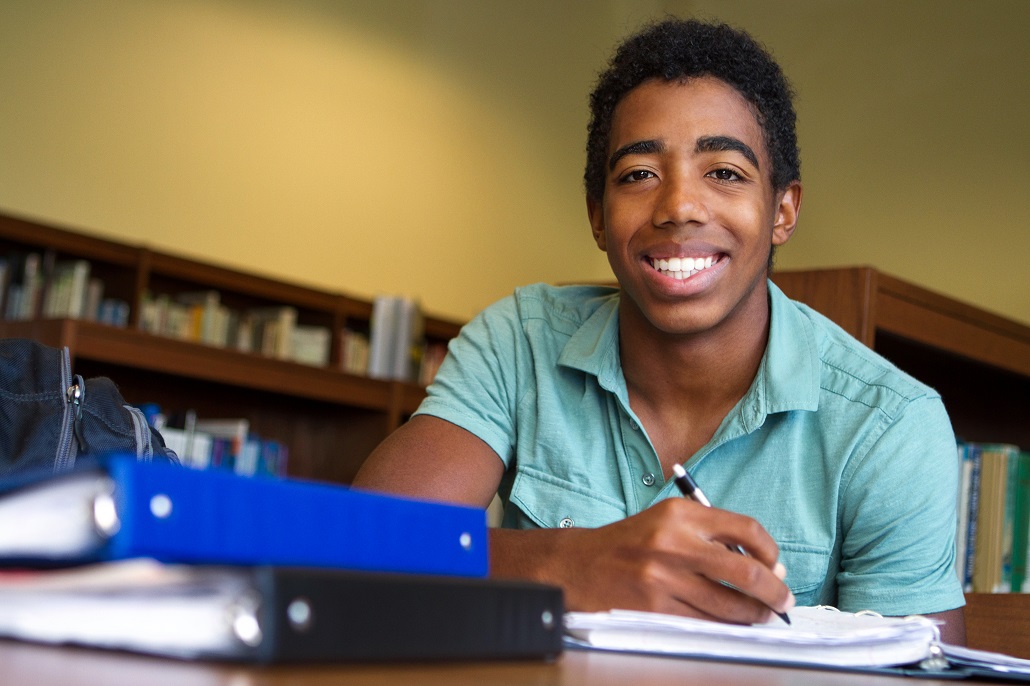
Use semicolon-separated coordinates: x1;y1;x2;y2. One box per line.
607;139;665;171
695;135;760;170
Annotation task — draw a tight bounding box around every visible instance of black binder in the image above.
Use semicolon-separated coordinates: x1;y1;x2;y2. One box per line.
0;560;564;663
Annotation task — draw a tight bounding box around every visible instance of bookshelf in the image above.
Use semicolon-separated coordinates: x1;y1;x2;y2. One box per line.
770;267;1029;448
0;211;462;484
771;266;1030;658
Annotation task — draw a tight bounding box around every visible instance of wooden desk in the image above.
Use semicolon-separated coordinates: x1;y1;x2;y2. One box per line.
0;640;1004;686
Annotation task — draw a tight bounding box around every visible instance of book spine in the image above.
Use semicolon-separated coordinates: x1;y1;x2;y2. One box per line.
105;457;488;577
253;568;563;662
1011;451;1030;592
963;443;982;592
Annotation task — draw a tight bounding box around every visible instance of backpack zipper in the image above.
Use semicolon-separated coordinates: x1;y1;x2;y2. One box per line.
68;374;89;454
54;348;79;472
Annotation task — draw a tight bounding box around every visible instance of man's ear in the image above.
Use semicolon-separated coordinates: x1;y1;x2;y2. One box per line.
587;196;607;251
771;181;802;247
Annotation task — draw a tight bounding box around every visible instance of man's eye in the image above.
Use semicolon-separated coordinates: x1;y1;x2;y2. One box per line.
620;169;655;183
708;168;740;182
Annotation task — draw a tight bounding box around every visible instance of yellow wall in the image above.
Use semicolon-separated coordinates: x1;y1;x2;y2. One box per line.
1;1;1027;325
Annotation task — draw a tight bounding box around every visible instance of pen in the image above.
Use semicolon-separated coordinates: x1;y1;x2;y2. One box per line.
671;463;791;625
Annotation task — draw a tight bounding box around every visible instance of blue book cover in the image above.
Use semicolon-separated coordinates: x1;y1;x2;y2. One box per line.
0;455;487;578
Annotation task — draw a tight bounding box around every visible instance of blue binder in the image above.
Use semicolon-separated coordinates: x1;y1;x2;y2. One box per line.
0;455;488;577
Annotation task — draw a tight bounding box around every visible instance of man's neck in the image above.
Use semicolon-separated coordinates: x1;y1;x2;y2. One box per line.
617;288;772;469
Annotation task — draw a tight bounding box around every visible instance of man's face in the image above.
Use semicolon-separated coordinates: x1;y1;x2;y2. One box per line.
588;77;800;340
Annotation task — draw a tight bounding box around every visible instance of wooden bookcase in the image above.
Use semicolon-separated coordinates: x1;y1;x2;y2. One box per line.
771;266;1030;657
0;211;462;485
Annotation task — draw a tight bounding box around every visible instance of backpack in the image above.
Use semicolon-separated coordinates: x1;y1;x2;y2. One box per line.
0;338;178;477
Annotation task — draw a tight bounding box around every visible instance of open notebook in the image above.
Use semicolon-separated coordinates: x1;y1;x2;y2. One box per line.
565;606;1030;680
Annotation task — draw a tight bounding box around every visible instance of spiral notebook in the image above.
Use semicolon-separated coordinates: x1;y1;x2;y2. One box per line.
565;606;1030;680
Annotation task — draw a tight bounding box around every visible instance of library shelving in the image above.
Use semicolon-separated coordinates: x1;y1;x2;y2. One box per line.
771;266;1030;658
0;211;462;485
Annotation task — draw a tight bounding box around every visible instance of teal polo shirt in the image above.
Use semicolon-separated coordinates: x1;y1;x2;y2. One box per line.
415;282;965;616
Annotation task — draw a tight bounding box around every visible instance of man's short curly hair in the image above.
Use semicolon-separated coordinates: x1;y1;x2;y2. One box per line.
585;19;800;202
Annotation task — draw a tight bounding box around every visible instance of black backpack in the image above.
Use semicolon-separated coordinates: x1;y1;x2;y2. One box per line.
0;338;178;477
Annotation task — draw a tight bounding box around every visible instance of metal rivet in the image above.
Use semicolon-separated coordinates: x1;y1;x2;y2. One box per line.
558;517;574;528
287;598;313;632
149;494;173;519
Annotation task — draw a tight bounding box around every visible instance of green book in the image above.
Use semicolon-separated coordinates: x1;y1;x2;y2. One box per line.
1010;450;1030;592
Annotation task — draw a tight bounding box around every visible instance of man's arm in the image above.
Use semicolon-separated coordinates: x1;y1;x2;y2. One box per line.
924;608;966;646
353;415;795;625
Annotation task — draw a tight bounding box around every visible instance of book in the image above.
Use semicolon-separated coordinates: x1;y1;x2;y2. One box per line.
159;426;214;470
367;294;399;379
174;290;223;345
288;324;331;366
3;251;42;320
243;306;297;359
42;259;91;318
1015;451;1030;592
973;445;1007;592
0;558;564;662
193;417;249;471
340;327;370;375
391;296;423;381
0;455;487;578
955;443;972;585
962;442;983;591
564;606;1030;679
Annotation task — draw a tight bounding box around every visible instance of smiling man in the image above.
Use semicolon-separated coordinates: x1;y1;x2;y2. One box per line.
353;19;966;643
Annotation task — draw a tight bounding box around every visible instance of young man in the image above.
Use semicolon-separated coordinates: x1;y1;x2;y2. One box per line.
353;19;966;643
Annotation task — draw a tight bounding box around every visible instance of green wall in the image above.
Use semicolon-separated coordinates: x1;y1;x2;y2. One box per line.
1;0;1027;325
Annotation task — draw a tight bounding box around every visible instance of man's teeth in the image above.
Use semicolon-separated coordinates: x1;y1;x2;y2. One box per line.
651;256;715;280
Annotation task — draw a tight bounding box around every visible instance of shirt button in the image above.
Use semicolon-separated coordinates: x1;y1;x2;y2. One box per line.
558;517;575;528
641;473;656;487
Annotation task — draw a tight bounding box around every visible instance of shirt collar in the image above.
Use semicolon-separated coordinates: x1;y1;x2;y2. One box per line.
556;293;624;394
555;281;822;423
735;280;821;432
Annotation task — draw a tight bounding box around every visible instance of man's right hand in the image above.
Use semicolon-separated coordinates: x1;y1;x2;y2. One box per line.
491;496;794;625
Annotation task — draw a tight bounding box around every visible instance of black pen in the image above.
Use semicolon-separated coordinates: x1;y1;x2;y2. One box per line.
671;463;791;625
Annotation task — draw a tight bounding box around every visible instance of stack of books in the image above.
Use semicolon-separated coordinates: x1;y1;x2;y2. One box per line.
956;441;1030;593
138;292;332;367
0;456;563;662
0;250;129;326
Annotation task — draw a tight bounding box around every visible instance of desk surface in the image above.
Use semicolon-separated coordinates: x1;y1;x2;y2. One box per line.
0;640;1004;686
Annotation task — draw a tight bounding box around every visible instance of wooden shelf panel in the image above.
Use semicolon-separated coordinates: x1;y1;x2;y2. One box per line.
965;592;1030;659
773;266;1030;377
0;213;141;266
878;292;1030;377
772;267;876;344
875;276;1030;378
0;319;401;411
145;250;343;312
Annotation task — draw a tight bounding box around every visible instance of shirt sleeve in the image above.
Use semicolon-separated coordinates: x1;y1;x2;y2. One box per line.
836;394;966;615
413;294;524;467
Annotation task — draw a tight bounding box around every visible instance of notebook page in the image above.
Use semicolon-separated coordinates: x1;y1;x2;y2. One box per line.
565;606;937;667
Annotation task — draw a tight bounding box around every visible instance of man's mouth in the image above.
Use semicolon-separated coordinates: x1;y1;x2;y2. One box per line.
648;255;719;280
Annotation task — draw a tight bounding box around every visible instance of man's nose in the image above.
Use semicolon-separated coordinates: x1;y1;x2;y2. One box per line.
652;172;710;228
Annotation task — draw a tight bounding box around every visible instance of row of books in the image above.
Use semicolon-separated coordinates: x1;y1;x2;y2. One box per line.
0;251;130;326
139;291;332;367
140;291;449;383
143;408;288;477
1;250;451;384
342;324;447;385
956;441;1030;593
